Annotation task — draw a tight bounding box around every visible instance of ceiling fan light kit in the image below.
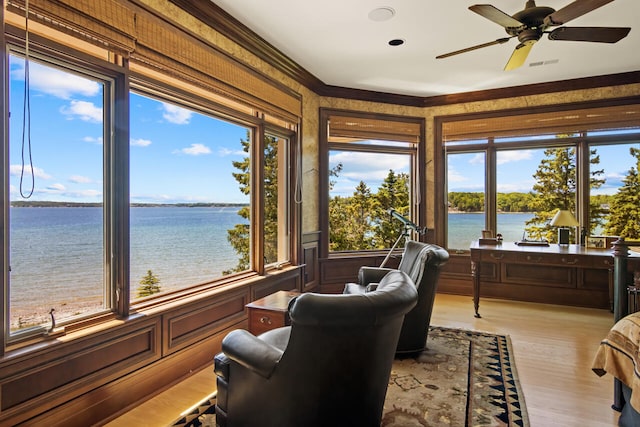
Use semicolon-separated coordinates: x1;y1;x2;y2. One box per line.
436;0;631;71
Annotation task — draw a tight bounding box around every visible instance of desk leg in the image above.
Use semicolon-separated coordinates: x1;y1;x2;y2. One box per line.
471;259;481;318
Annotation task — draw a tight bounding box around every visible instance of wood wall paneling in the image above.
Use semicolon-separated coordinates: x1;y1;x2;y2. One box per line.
163;290;249;355
0;317;161;424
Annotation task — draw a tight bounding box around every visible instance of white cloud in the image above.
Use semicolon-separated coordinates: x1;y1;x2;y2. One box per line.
329;151;408;182
218;147;246;156
46;183;66;192
83;136;103;145
468;153;484;165
447;168;468;183
11;60;101;99
9;164;51;179
177;143;211;156
73;189;102;198
69;175;91;184
162;103;192;124
60;100;102;122
497;150;534;165
131;138;152;147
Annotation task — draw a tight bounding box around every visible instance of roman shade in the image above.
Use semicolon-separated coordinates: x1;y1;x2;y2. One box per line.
328;114;421;144
443;103;640;142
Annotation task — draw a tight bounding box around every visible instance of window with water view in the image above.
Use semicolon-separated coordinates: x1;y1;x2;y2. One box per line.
8;54;108;333
129;92;251;301
444;116;640;251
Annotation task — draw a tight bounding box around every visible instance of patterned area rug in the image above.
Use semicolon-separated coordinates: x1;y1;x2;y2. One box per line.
382;326;528;426
172;326;529;427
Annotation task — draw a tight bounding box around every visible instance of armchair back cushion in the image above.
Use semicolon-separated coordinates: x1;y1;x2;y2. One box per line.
214;270;417;427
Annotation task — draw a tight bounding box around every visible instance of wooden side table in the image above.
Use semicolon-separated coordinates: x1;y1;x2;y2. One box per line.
246;290;300;335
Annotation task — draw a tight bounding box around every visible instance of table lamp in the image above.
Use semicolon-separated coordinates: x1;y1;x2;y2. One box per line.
550;209;579;245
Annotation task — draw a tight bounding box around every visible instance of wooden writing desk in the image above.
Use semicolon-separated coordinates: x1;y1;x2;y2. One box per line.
470;241;614;318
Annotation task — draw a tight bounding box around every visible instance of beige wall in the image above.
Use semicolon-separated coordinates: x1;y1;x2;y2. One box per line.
141;0;640;234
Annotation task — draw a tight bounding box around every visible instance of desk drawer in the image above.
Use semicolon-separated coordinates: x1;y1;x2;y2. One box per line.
516;252;592;268
502;263;575;288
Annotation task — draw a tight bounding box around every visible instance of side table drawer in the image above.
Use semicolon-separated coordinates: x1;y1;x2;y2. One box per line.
249;308;290;335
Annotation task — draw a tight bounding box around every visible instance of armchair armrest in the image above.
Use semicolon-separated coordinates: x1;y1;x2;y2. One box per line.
359;266;393;286
221;329;284;378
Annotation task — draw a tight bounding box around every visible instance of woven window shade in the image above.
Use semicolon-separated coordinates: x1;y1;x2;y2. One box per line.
329;115;421;143
5;0;301;122
6;0;136;55
132;12;301;122
443;104;640;142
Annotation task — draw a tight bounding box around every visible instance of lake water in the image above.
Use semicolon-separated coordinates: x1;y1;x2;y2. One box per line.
447;212;536;250
9;206;245;328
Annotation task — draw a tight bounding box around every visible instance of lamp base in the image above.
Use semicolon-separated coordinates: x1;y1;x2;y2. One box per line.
558;228;570;245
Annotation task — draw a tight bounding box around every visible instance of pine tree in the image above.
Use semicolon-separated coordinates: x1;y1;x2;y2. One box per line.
526;147;603;242
137;270;161;298
224;133;251;274
374;170;410;248
344;181;375;250
604;147;640;238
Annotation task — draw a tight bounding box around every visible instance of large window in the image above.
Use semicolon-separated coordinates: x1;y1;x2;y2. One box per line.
8;52;110;335
439;103;640;251
321;110;424;254
3;44;298;346
129;92;252;301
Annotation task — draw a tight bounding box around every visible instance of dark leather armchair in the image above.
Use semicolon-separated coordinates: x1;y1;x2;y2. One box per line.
344;240;449;356
214;270;417;427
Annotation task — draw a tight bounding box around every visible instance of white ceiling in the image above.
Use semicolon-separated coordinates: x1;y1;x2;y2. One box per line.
212;0;639;98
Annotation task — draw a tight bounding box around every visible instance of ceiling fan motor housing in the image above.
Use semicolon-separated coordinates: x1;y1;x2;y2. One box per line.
509;4;556;38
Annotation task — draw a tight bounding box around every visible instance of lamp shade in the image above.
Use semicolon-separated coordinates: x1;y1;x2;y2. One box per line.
550;210;579;227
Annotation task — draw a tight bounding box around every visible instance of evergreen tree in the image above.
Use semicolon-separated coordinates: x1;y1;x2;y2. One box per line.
262;135;280;264
604;147;640;238
526;147;603;242
137;270;161;298
374;170;410;248
345;181;375;249
224;133;251;274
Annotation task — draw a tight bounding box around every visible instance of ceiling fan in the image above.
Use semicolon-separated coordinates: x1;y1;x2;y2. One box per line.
436;0;631;71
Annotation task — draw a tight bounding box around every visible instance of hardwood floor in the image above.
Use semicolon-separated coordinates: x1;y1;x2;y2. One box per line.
106;293;620;426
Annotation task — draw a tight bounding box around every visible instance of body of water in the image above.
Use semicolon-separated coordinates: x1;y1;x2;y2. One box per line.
9;206;245;328
447;212;536;250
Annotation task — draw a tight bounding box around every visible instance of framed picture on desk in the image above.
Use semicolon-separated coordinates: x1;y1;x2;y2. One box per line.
586;236;607;249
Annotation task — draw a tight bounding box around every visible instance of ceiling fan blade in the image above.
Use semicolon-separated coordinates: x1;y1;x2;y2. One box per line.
548;26;631;43
469;5;524;29
436;37;512;59
504;40;536;71
544;0;615;26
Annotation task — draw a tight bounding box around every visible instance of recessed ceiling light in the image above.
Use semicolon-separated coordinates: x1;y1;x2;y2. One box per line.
369;7;395;22
389;39;405;46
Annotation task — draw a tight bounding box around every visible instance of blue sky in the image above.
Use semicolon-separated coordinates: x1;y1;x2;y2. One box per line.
9;56;638;204
330;141;639;200
447;143;639;195
9;56;249;204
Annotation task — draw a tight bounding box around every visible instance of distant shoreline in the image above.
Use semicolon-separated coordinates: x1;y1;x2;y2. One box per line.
11;201;248;208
